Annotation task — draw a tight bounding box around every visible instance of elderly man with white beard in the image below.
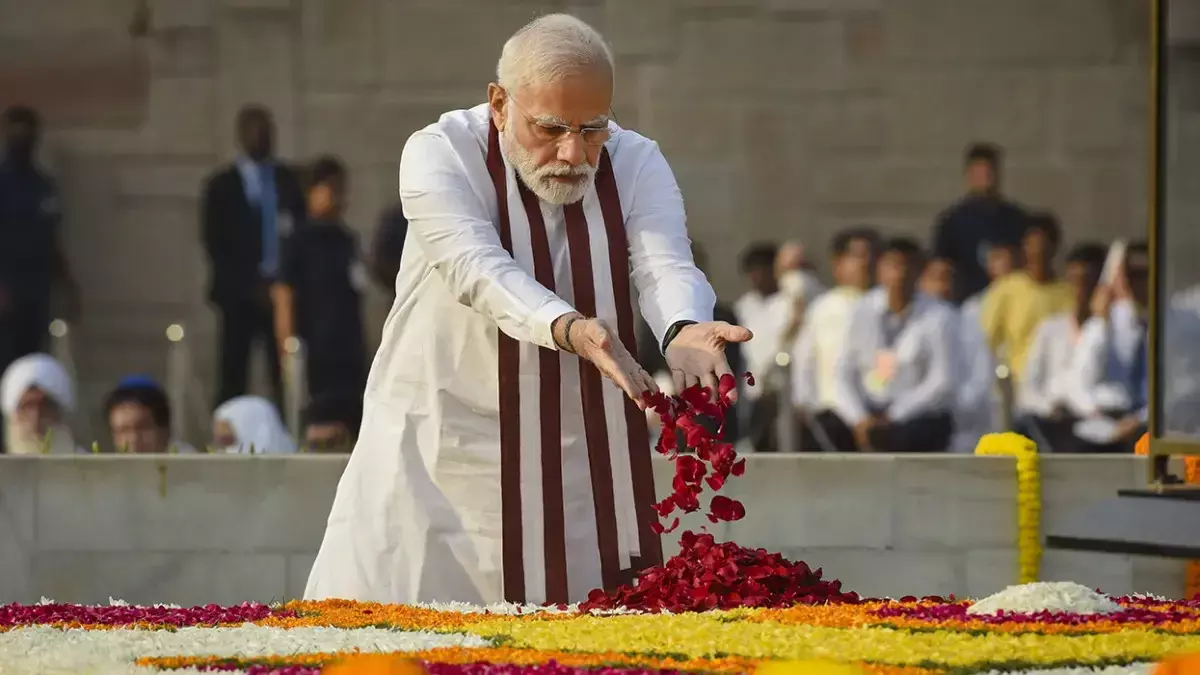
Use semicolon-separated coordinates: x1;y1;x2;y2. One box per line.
1;353;81;455
305;14;750;606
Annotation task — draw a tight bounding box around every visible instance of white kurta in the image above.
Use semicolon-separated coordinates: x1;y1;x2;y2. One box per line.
304;104;715;606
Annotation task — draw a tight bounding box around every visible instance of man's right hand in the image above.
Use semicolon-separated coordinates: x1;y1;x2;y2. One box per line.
852;417;877;451
555;315;658;408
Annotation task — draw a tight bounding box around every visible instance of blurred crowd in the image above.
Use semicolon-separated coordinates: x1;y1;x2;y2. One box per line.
642;143;1171;455
0;102;1185;456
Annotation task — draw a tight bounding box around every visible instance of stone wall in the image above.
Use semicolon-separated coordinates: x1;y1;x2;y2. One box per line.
0;0;1151;436
0;454;1183;605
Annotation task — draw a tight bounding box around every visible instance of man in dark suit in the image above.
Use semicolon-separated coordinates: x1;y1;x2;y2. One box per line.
201;105;305;409
931;142;1028;304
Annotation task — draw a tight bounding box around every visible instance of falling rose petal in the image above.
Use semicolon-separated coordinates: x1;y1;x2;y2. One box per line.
731;458;746;476
709;496;745;522
744;372;755;386
705;472;726;491
675;455;706;483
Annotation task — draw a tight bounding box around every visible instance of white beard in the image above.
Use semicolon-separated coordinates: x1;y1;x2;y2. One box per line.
500;124;596;206
5;423;77;455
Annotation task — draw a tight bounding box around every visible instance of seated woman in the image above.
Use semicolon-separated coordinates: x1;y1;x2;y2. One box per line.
0;353;81;455
212;395;297;454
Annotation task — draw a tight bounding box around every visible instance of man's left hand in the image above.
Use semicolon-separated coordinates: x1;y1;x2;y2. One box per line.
1114;414;1144;441
665;321;753;399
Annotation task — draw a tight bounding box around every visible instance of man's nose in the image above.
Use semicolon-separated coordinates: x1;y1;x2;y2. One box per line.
556;134;586;166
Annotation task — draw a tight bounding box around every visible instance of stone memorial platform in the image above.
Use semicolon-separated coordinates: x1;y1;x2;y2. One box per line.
0;454;1185;605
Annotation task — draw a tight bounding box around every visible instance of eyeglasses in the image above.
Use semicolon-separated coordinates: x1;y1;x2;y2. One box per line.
506;92;612;148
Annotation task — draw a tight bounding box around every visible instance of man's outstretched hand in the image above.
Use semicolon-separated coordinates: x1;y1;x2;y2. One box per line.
665;322;753;399
554;314;658;407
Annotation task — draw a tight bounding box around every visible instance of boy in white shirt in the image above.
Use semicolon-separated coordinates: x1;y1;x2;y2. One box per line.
919;259;998;452
1017;243;1107;452
791;227;879;451
833;238;958;452
1067;242;1149;452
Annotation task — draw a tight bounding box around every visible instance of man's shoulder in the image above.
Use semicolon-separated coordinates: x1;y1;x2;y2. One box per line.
605;125;661;173
806;289;843;321
400;105;491;179
413;104;490;147
1039;313;1072;333
203;164;240;188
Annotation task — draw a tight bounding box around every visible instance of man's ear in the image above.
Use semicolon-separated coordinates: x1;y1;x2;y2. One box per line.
487;83;507;132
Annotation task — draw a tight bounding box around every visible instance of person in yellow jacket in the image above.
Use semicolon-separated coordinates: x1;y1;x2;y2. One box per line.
980;213;1073;383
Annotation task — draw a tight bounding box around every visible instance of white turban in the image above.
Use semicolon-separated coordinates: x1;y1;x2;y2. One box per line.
214;395;296;454
1;353;75;417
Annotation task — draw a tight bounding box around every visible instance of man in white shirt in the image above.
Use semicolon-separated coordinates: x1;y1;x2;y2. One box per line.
733;242;794;450
1068;242;1149;453
305;14;750;606
833;238;958;452
791;227;878;451
1017;243;1106;452
918;258;998;453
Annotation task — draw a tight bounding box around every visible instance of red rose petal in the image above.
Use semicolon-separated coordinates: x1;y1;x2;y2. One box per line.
709;495;746;522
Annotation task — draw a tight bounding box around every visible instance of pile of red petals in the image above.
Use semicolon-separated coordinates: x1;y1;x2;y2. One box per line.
580;530;860;612
0;601;285;627
642;373;749;534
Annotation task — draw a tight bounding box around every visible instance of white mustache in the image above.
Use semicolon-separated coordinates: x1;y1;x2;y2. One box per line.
534;164;592;179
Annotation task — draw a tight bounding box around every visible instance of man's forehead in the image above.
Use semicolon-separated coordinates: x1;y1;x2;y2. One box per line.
513;74;612;126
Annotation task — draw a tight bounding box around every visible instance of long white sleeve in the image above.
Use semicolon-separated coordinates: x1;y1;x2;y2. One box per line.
1017;321;1056;417
626;144;716;347
398;130;575;350
889;309;956;423
833;309;869;426
1068;317;1109;417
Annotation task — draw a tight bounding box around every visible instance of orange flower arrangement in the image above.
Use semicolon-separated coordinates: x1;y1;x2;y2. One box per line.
323;655;427;675
1156;651;1200;675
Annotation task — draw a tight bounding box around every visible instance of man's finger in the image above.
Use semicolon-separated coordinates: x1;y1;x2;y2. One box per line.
671;368;686;396
701;372;719;401
713;358;739;403
719;323;754;343
639;369;660;396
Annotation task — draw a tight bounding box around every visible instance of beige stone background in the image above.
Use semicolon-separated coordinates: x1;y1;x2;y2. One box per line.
0;0;1153;441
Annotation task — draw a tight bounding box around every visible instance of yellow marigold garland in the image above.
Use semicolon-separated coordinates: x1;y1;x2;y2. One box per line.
975;432;1041;584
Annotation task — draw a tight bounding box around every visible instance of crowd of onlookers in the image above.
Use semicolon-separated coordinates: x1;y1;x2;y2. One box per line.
670;143;1158;454
0;101;1171;456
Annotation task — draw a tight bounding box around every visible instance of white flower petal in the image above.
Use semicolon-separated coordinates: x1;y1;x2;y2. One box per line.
975;665;1152;675
0;624;487;675
967;582;1123;616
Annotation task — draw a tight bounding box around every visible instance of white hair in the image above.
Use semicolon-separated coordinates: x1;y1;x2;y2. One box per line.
496;13;615;94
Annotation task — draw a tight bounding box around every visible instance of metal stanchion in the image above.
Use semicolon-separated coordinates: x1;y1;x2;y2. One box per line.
995;362;1015;433
773;351;796;453
283;337;307;442
165;324;188;443
48;319;76;382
